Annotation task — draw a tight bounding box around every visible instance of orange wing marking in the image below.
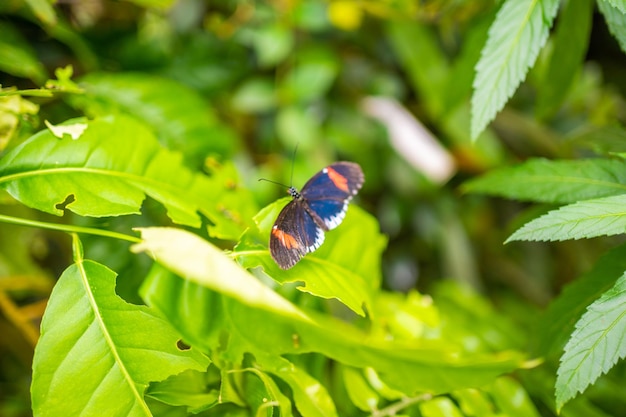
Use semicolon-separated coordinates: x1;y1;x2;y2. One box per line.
326;167;349;192
272;227;300;249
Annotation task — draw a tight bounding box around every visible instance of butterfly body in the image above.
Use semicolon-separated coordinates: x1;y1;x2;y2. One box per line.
270;162;364;269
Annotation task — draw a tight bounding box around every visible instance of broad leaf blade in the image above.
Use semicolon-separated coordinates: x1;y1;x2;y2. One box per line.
471;0;560;138
506;194;626;243
464;158;626;204
0;114;253;236
556;272;626;410
135;228;526;395
31;255;209;416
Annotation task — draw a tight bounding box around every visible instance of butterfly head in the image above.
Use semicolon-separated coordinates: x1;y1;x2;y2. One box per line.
288;186;301;199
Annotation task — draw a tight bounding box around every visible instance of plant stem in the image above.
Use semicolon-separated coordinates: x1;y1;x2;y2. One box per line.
370;393;433;417
0;213;141;243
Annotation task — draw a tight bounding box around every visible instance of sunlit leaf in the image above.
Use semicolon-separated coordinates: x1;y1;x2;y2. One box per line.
471;0;560;138
135;228;525;396
420;396;463;417
487;376;541;417
464;158;626;204
0;115;253;237
342;366;379;412
262;357;337;417
506;194;626;243
31;238;209;417
556;272;626;410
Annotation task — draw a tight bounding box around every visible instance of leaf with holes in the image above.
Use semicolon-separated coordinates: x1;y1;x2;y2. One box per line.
0;114;255;238
556;272;626;410
31;240;209;417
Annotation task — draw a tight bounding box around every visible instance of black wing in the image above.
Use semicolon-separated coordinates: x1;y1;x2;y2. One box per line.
270;199;325;269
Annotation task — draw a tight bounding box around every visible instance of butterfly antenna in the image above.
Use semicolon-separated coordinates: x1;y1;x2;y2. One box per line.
289;144;299;186
258;178;290;188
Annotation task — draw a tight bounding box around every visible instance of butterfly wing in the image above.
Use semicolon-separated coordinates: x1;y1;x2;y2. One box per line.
301;162;364;230
270;199;325;269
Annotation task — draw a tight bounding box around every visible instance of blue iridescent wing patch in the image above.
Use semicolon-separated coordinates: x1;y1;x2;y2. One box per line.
269;162;364;269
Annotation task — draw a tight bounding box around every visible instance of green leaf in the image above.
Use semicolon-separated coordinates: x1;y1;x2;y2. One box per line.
281;47;339;103
24;0;58;26
262;357;337;417
231;77;278;113
0;115;254;237
0;22;48;83
555;272;626;410
452;389;496;417
0;116;191;225
420;397;463;417
342;366;379;412
487;376;540;417
606;0;626;13
387;21;450;118
471;0;560;139
235;202;386;317
599;0;626;54
73;72;237;165
535;0;593;119
31;240;209;417
135;228;526;396
535;243;626;358
506;194;626;243
463;158;626;204
145;369;219;413
237;367;293;417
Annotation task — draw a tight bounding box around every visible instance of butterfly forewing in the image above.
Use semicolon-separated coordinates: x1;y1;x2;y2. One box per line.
301;162;364;230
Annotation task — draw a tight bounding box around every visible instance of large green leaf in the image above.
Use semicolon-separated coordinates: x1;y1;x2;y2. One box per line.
598;0;626;54
535;0;593;119
72;72;238;166
31;236;209;417
0;114;253;238
506;194;626;243
535;243;626;358
556;272;626;410
471;0;560;138
463;158;626;204
234;202;386;317
134;227;525;396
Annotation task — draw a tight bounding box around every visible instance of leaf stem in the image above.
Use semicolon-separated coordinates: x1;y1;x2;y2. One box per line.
369;393;433;417
0;213;141;243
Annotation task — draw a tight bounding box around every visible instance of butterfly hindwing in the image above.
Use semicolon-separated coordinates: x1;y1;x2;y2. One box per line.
301;162;364;230
270;199;325;270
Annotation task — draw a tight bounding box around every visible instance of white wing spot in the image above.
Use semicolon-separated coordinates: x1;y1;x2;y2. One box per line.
306;227;325;252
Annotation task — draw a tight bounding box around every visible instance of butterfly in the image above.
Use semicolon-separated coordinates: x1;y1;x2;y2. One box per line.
270;161;364;269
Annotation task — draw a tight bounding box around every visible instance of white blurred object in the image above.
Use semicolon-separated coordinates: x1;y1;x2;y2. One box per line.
361;97;456;184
